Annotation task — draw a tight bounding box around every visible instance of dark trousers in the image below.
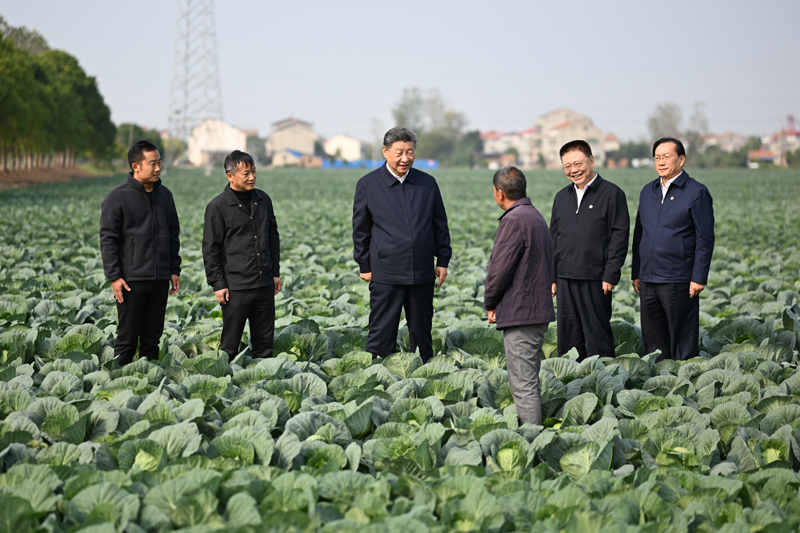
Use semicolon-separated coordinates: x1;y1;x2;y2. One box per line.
639;281;699;361
556;278;615;361
115;280;169;366
220;287;275;358
367;281;434;361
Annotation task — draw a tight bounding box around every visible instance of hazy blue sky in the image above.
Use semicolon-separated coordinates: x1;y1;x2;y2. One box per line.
3;0;799;142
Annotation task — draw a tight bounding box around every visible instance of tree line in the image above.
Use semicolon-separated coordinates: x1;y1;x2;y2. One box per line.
0;16;116;172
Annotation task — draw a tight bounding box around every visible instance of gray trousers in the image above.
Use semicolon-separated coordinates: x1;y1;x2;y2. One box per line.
503;323;547;426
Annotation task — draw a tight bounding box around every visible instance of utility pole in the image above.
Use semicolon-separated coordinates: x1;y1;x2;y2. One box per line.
165;0;223;169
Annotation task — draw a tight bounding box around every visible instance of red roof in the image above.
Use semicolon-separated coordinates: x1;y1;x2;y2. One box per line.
550;120;572;130
748;148;775;160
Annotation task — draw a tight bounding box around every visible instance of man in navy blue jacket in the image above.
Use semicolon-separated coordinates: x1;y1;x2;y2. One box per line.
632;137;715;361
352;127;451;361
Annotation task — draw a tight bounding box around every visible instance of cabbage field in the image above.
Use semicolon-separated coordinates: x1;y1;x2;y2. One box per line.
2;167;800;533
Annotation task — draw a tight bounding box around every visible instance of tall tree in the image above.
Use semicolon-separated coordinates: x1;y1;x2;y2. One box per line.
647;102;683;141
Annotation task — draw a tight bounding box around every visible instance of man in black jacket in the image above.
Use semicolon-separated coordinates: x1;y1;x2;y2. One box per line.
203;150;281;359
485;167;555;425
352;127;451;361
99;140;181;366
550;140;629;361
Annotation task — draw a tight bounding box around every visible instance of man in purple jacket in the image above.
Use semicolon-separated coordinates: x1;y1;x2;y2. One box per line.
485;167;555;425
352;127;451;361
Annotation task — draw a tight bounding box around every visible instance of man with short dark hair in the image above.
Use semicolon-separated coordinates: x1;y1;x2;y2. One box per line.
550;140;629;361
203;150;281;359
632;137;714;361
100;140;181;366
485;166;554;425
352;127;451;362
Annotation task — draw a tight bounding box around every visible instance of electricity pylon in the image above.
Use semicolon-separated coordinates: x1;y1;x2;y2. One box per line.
165;0;223;166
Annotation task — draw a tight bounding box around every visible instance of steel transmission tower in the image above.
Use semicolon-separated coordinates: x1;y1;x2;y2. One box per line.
166;0;223;165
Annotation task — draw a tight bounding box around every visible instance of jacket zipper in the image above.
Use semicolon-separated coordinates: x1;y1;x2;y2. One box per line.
652;182;667;273
151;199;159;279
400;182;415;284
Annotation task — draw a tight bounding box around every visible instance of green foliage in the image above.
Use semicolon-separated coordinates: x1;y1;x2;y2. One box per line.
0;167;800;531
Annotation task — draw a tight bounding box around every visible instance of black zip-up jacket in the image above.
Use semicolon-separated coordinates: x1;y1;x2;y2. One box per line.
202;185;280;291
484;198;555;329
352;164;451;285
99;173;181;282
549;174;629;285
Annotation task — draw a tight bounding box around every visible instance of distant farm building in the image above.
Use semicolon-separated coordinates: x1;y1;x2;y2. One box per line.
324;135;362;162
266;117;317;158
271;149;322;168
187;119;247;167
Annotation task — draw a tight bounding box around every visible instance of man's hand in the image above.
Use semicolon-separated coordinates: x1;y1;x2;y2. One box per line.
602;281;615;295
215;288;230;305
551;282;557;297
274;277;282;295
632;279;640;294
360;272;371;283
689;282;705;298
487;309;496;324
111;278;131;303
170;274;180;295
435;267;448;288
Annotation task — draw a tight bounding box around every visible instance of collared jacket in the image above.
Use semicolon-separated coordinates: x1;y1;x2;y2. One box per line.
484;198;555;329
99;172;181;282
352;164;451;285
550;174;629;285
202;185;280;291
632;171;715;284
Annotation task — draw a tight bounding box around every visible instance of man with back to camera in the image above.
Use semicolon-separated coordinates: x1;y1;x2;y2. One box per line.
484;166;555;425
550;140;629;361
632;137;715;361
202;150;281;359
352;127;451;362
99;140;181;366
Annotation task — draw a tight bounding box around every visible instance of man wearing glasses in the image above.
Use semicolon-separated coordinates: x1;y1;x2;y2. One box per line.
632;137;715;361
550;140;629;361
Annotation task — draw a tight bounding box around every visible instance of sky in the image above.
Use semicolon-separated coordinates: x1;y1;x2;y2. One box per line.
3;0;799;142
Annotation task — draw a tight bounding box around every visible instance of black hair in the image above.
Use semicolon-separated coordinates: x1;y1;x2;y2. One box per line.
383;127;417;148
652;137;686;157
559;139;593;159
224;150;256;174
127;140;159;170
493;166;527;201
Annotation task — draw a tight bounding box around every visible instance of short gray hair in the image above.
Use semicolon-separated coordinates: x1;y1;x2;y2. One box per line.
493;166;527;201
383;127;417;148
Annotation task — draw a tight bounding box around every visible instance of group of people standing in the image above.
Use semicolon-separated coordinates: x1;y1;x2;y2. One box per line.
100;128;714;426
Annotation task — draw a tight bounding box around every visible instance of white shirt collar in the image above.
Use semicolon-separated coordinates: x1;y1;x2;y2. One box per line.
386;163;409;183
574;172;598;194
660;170;683;198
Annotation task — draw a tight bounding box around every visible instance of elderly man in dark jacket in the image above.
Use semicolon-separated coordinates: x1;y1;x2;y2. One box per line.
352;127;451;361
99;140;181;366
550;140;629;361
203;150;281;359
632;137;714;361
485;166;555;425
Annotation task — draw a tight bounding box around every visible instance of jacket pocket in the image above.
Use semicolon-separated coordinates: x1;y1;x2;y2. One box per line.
130;239;136;267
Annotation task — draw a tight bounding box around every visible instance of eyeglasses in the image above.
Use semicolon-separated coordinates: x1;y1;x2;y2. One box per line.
562;159;588;172
653;154;676;162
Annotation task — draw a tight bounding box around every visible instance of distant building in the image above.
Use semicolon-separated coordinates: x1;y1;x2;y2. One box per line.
187;119;247;167
536;108;609;168
481;128;538;167
272;149;322;168
761;115;799;167
702;131;747;153
266;117;317;157
324;135;362;162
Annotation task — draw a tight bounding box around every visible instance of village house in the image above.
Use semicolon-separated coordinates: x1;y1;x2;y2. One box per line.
187;119;247;167
324;135;362;162
266;117;317;158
